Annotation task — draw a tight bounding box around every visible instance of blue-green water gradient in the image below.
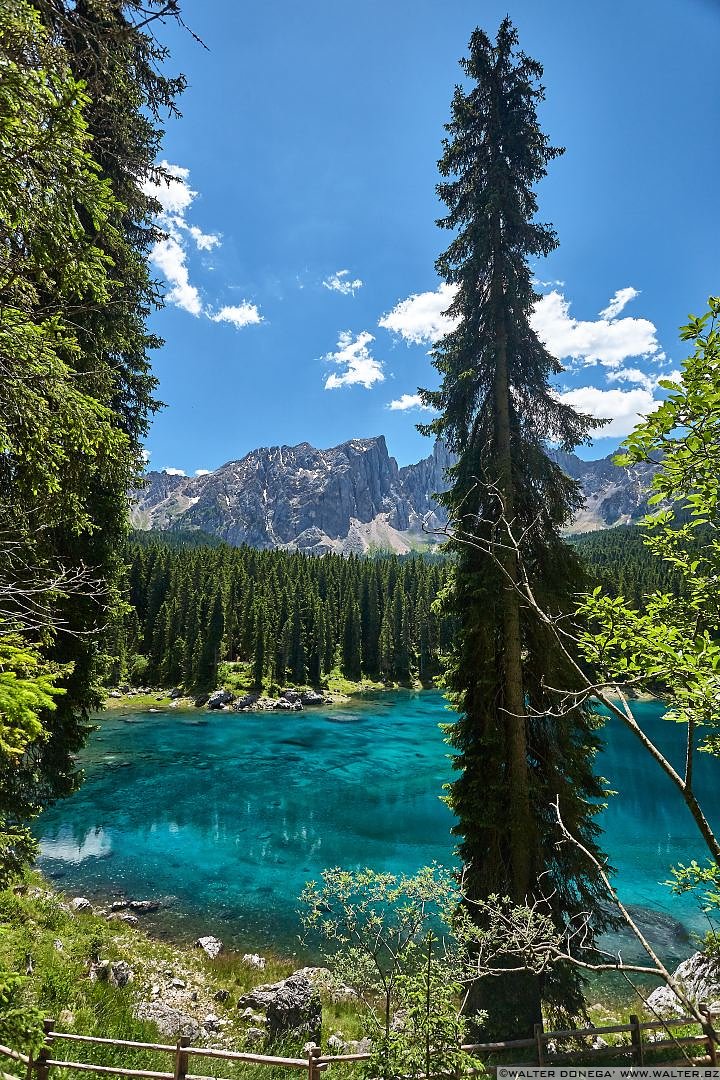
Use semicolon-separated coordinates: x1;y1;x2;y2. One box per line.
35;692;719;961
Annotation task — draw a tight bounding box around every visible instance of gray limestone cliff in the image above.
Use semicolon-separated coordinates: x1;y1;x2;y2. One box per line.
131;437;657;554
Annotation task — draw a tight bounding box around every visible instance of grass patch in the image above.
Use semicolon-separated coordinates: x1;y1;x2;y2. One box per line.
102;692;178;712
0;873;375;1072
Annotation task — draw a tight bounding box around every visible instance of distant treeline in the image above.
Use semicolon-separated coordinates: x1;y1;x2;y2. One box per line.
571;525;683;608
104;527;677;691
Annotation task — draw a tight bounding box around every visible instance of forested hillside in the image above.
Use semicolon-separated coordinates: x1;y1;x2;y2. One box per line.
103;527;675;693
571;526;683;607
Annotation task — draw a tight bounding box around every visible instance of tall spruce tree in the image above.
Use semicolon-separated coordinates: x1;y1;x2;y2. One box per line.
420;20;611;1034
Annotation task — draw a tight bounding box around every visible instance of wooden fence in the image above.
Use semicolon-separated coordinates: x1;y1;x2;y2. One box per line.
0;1010;717;1080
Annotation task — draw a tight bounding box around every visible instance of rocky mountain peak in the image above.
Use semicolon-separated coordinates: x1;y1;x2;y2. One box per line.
131;437;657;554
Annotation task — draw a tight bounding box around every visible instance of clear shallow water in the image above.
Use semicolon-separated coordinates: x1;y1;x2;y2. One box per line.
35;691;719;962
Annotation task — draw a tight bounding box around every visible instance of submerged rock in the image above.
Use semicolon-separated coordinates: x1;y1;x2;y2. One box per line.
128;899;161;912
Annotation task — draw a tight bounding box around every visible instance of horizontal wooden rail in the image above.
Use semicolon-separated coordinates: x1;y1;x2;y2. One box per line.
44;1061;173;1079
643;1036;709;1052
0;1006;715;1080
543;1022;635;1038
50;1033;177;1052
0;1043;30;1066
461;1037;536;1051
637;1015;698;1030
183;1046;308;1066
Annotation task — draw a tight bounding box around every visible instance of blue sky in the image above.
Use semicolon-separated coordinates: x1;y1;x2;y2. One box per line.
142;0;720;475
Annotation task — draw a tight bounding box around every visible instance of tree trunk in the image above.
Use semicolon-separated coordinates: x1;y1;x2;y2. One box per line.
491;267;534;903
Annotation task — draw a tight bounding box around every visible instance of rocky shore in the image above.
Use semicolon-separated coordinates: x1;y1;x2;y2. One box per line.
201;688;329;712
104;684;356;713
48;889;365;1052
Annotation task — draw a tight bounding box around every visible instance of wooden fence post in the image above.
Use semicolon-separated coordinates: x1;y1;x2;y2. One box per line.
629;1014;644;1066
173;1035;191;1080
33;1020;55;1080
307;1043;321;1080
701;1006;718;1066
534;1022;545;1065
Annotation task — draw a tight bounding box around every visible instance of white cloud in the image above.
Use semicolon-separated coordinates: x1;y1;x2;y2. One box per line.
187;224;221;251
605;366;666;393
144;160;260;329
209;303;263;329
379;283;459;345
531;289;662;369
162;467;186;476
195;469;211;476
379;282;667;432
150;236;202;316
387;393;431;411
599;287;640;320
323;269;363;296
141;448;151;464
323;330;385;390
557;386;661;439
143;161;196;215
379;283;661;373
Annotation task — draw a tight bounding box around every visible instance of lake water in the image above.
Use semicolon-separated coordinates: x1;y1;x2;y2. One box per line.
35;691;720;963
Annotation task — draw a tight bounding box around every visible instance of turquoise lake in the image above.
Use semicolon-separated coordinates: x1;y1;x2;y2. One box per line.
35;691;719;963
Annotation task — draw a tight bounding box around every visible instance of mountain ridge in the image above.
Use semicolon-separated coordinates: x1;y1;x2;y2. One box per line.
131;436;656;554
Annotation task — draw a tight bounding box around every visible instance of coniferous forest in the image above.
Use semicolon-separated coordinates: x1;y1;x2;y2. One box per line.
102;525;679;694
103;536;455;690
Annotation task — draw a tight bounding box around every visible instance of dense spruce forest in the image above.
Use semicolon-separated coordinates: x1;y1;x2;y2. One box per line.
571;526;683;606
103;525;680;692
104;535;456;689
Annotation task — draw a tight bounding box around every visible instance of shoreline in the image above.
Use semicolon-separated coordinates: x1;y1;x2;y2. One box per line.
100;679;436;714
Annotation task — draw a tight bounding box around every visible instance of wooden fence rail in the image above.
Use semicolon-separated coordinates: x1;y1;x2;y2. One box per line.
0;1010;716;1080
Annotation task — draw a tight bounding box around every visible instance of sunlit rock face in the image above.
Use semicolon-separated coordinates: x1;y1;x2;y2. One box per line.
131;437;657;552
131;437;451;553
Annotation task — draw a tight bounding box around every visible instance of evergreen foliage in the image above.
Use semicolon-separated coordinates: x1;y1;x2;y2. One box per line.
0;0;181;880
103;526;674;696
419;20;611;1033
104;542;455;690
